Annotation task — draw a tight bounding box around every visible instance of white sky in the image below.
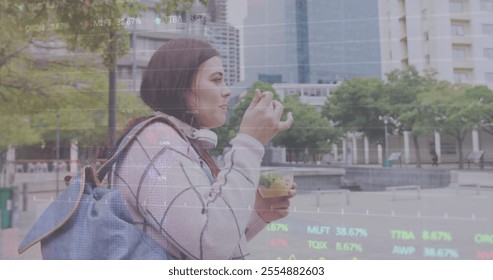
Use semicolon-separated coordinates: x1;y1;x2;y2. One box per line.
226;0;247;28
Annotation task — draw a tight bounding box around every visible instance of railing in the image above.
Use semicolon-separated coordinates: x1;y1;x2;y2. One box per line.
8;159;77;173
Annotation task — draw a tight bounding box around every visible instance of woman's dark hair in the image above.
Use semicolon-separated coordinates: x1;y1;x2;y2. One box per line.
140;38;220;127
139;38;221;177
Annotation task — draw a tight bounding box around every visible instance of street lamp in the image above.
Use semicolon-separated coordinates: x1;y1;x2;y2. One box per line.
56;112;60;196
380;115;389;164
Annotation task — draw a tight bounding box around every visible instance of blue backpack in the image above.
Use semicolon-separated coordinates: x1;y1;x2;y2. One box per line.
18;116;176;259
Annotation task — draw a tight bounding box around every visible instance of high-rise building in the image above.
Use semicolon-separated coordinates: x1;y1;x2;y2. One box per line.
207;0;228;23
206;23;241;86
243;0;382;85
205;0;241;86
116;1;208;93
379;0;493;87
117;0;240;92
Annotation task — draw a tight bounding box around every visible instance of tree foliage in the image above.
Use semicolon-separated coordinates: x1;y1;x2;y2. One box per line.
1;1;202;135
468;85;493;136
212;81;281;154
322;77;387;143
419;82;491;169
273;95;341;162
214;81;341;162
13;0;204;68
228;81;281;132
0;0;151;159
385;66;437;167
386;66;436;133
12;0;206;146
320;65;493;168
0;0;48;150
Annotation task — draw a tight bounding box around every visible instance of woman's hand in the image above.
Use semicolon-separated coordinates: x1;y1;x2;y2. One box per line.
254;182;297;223
239;89;293;145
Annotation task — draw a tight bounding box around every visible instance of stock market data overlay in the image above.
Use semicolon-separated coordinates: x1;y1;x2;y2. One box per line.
249;174;493;260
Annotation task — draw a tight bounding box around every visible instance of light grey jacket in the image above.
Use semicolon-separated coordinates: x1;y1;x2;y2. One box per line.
112;118;268;260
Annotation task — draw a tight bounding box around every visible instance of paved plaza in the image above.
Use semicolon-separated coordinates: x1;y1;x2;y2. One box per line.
1;167;492;260
248;185;493;260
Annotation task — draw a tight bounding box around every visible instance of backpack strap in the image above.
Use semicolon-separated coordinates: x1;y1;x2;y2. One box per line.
97;115;188;182
18;116;188;256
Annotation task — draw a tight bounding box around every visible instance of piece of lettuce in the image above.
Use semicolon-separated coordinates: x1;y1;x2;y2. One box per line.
259;173;283;189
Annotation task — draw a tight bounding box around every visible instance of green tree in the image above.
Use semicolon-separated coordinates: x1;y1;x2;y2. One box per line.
0;46;147;164
15;0;206;146
227;81;281;132
420;82;488;169
467;86;493;136
322;77;387;145
0;0;52;151
218;81;340;162
385;66;437;167
212;81;281;154
273;95;341;163
31;83;151;163
1;0;204;173
0;1;116;173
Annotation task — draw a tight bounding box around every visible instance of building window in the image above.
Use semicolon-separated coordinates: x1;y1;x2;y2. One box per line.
482;24;493;35
450;0;465;12
425;54;431;65
289;89;301;96
454;71;469;83
451;23;465;36
485;48;493;59
452;47;467;59
480;0;493;12
486;72;493;84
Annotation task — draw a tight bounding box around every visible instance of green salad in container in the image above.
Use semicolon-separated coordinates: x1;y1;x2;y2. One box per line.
258;172;293;198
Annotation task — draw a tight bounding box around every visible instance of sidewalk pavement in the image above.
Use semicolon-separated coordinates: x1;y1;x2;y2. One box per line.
2;166;492;260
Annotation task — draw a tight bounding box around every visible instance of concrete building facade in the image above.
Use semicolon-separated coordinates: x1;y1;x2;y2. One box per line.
272;82;341;112
375;0;493;165
117;0;240;92
379;0;493;86
206;23;241;86
205;0;241;86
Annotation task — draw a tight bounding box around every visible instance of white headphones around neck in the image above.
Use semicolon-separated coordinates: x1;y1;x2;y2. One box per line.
155;112;218;150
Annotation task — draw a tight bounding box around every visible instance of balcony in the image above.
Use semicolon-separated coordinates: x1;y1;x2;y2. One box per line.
453;59;474;69
450;14;470;21
451;36;472;45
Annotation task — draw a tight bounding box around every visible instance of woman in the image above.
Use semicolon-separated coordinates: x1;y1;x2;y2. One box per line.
112;38;295;260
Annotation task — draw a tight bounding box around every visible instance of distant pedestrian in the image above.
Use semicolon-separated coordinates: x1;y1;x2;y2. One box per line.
431;151;439;166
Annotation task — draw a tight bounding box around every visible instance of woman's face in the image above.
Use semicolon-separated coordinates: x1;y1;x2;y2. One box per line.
187;56;231;128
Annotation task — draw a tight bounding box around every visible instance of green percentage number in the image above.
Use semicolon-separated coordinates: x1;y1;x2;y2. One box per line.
422;230;452;241
267;223;289;232
336;242;363;252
